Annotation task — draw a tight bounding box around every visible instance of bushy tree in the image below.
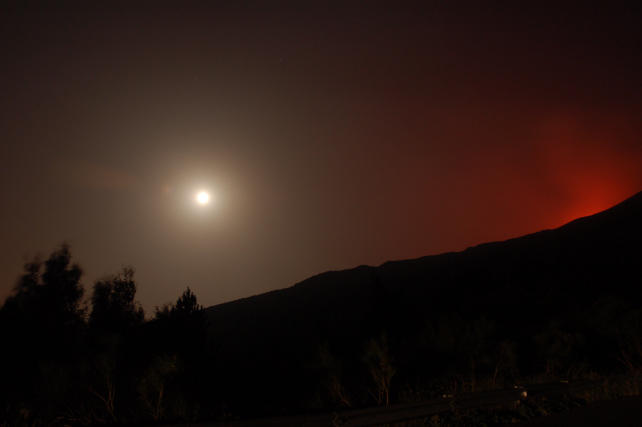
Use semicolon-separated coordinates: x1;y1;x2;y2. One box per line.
0;248;221;425
145;287;215;421
3;244;85;329
0;244;86;421
536;321;586;379
78;267;144;423
155;287;203;320
89;266;144;333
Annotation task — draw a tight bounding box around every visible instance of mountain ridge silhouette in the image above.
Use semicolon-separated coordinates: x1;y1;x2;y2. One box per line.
203;190;642;415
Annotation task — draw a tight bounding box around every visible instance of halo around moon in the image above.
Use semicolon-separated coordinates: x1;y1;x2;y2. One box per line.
196;191;210;204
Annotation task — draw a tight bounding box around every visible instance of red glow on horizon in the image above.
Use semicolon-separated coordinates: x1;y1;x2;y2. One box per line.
557;192;625;226
535;110;642;228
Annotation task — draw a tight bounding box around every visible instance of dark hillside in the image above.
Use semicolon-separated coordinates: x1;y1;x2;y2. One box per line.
204;191;642;415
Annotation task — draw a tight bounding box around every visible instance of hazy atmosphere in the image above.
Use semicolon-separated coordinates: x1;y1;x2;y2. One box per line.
2;1;642;311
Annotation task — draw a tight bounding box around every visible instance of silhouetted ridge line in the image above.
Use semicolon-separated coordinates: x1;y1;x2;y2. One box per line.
203;190;642;416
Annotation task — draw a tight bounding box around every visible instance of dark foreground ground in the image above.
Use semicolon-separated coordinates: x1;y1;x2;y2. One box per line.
503;395;642;426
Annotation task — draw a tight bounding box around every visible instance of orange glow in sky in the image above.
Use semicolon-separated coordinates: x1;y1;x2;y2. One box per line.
2;2;642;310
536;110;642;227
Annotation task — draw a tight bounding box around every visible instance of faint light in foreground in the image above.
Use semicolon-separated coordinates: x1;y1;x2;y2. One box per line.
196;191;210;204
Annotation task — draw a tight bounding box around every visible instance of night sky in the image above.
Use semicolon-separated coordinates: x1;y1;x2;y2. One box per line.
2;1;642;312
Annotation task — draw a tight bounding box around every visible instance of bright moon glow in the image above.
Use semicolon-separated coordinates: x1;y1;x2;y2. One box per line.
196;191;210;204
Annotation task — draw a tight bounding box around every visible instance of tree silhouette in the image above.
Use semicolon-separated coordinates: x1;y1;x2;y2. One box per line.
155;286;203;319
3;244;84;328
0;244;85;421
145;287;215;421
363;333;395;406
137;354;180;421
310;341;353;408
89;266;144;334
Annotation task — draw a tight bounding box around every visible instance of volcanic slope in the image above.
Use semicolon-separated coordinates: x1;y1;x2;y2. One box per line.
203;190;642;414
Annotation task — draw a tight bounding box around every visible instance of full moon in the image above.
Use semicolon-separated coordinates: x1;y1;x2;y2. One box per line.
196;191;210;204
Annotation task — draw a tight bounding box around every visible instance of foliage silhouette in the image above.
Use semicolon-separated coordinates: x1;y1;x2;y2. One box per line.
137;354;180;421
145;287;216;421
89;266;144;334
0;244;86;424
309;341;353;408
363;332;396;406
